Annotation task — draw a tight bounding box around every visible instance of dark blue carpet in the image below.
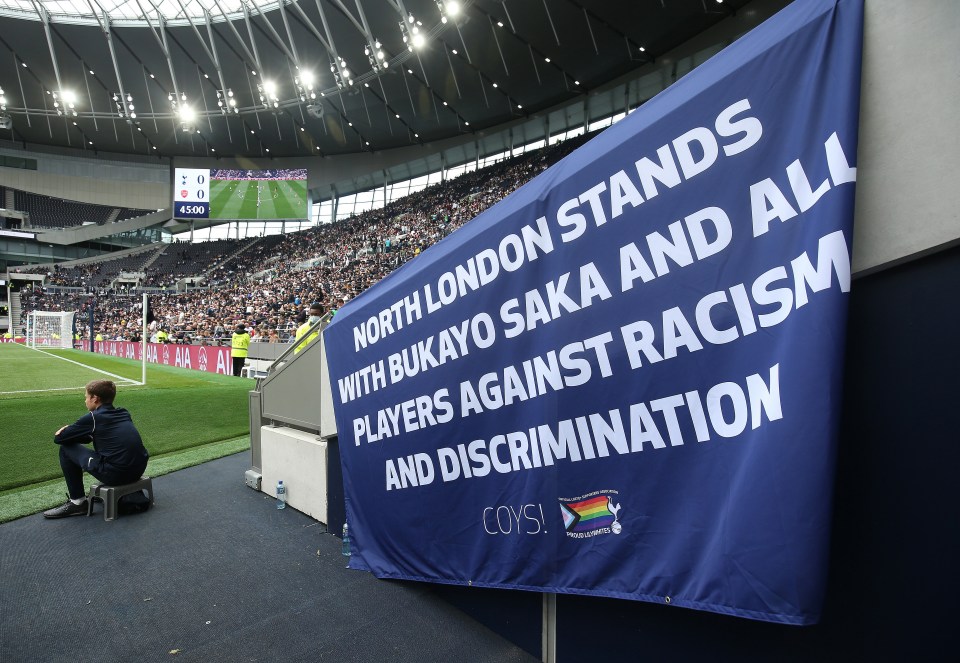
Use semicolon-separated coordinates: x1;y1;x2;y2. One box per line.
0;452;537;663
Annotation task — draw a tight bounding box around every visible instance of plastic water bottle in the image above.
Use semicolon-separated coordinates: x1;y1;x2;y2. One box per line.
342;522;351;556
276;480;286;509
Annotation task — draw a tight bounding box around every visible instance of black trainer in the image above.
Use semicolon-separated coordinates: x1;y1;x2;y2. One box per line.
42;499;88;519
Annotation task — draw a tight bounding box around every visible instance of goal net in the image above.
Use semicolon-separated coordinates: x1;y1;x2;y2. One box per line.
26;311;76;350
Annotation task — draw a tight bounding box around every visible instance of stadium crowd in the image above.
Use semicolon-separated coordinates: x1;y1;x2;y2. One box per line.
14;136;587;345
210;168;307;180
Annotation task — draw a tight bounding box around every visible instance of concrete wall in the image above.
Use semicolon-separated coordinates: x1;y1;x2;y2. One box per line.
0;146;169;209
260;426;328;522
851;0;960;274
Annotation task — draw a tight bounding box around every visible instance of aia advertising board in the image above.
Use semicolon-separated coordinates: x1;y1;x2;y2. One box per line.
95;341;232;375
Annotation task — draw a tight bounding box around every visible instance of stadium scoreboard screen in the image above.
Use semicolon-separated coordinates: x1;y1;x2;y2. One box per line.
173;168;308;220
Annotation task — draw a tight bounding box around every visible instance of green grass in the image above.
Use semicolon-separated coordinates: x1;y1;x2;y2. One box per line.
209;178;307;220
0;343;252;493
0;436;250;524
0;341;140;393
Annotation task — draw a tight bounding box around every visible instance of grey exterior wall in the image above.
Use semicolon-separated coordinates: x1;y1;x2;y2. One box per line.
851;0;960;274
0;146;169;209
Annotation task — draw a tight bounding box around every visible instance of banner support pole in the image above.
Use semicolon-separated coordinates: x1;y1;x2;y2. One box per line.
541;593;556;663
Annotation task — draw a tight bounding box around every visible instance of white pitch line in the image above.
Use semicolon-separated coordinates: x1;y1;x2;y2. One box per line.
24;345;142;385
2;385;99;395
1;383;146;396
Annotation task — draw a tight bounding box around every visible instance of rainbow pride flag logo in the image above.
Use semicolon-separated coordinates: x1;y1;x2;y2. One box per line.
559;493;622;536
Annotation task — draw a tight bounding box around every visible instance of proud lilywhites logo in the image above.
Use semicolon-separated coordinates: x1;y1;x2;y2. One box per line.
559;490;622;539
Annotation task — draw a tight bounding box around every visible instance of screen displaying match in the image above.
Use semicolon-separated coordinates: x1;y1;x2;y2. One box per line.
173;168;308;220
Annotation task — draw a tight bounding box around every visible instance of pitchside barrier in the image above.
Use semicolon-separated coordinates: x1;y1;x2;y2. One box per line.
94;341;234;375
247;313;338;525
88;339;293;376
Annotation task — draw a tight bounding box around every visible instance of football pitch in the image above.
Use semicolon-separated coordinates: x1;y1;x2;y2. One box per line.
209;178;307;220
0;343;251;521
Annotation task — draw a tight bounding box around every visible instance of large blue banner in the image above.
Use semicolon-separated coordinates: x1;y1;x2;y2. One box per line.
325;0;863;624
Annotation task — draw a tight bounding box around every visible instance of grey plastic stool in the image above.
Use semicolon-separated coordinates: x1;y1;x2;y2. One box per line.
86;476;154;521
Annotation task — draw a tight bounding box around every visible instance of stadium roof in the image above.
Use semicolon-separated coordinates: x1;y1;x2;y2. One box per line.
0;0;752;159
0;0;277;25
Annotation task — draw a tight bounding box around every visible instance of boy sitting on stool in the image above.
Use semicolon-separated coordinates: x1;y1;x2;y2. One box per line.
43;380;149;519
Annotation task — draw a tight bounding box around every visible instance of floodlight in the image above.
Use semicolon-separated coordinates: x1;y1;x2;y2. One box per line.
438;1;460;23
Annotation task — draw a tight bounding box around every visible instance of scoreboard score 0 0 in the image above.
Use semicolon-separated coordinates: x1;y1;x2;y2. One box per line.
172;167;308;220
174;168;210;218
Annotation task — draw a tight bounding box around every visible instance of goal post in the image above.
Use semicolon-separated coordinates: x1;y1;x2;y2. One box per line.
26;311;76;350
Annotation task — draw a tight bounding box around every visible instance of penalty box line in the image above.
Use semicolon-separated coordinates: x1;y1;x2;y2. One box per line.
24;345;143;387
